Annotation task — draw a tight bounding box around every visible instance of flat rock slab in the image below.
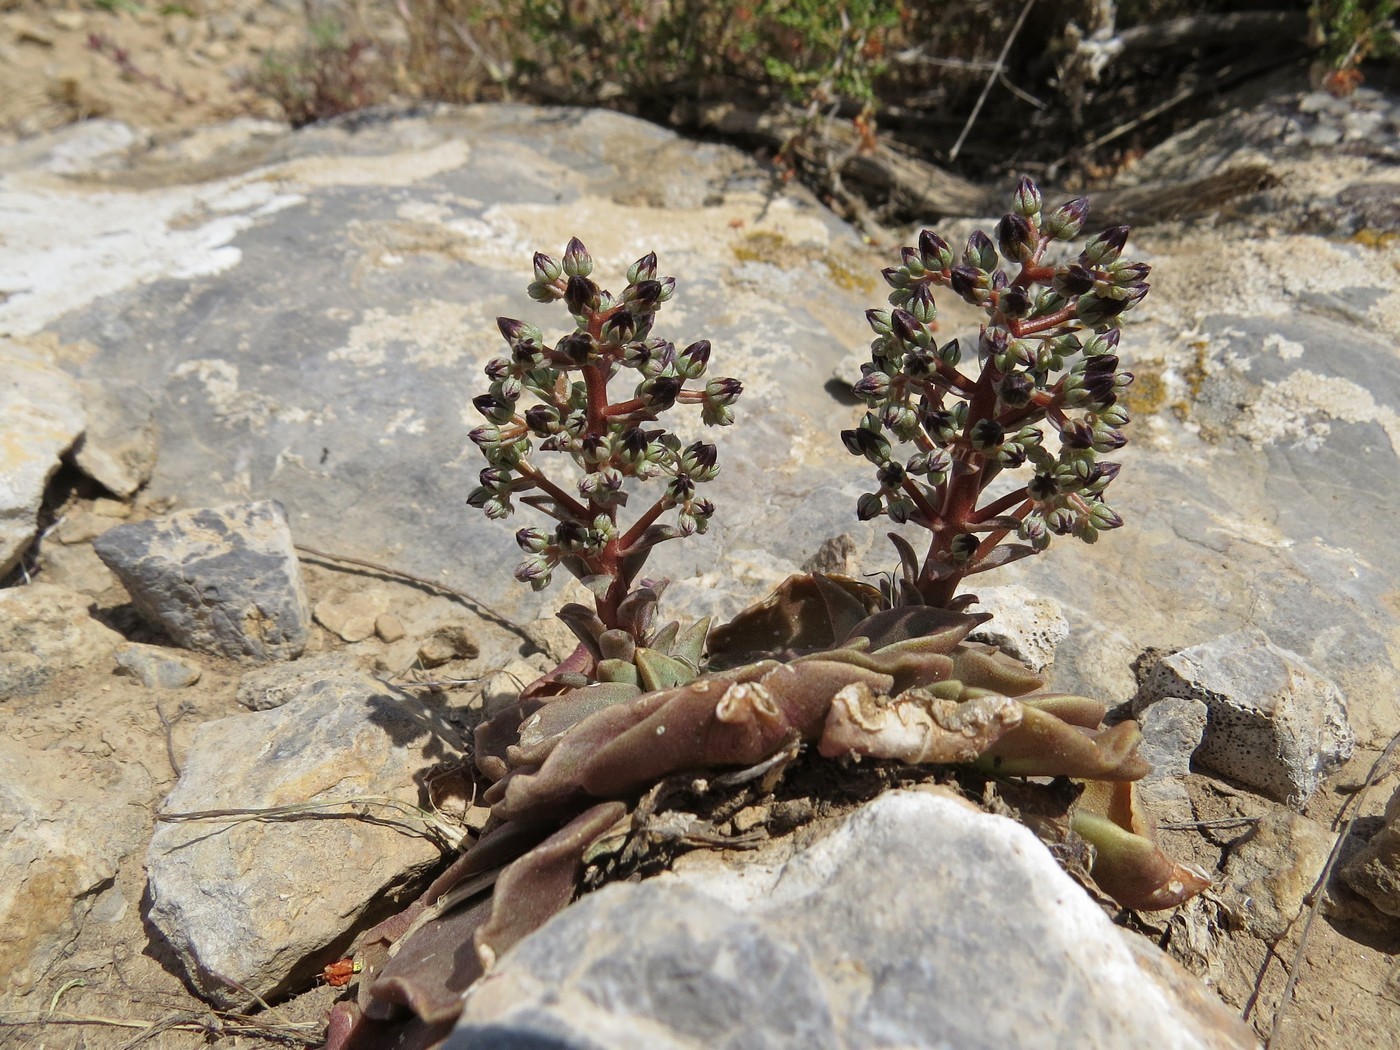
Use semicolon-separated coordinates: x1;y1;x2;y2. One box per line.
145;669;464;1007
0;339;85;578
0;582;124;699
93;500;311;662
453;790;1257;1050
1135;629;1353;805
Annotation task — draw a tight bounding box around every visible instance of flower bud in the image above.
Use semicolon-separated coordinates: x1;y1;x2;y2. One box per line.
1028;472;1059;500
484;357;512;382
1087;501;1123;530
555;331;594;365
900;246;926;277
602;310;636;344
564;274;596;314
918;229;953;270
562;237;593;278
680;441;719;479
999;372;1034;407
999;284;1032;319
970;418;1005;450
704;377;742;405
1014;176;1042;217
965;230;998;271
533;252;563;283
676;339;711;379
472;394;514;424
907;283;937;324
887;496;916;524
948;265;986;304
524;405;559;437
626;279;663;309
627;251;658;283
891;308;926;347
950;533;979;563
1053;263;1096;298
1081;225;1130;266
515;527;550;553
497;316;542;346
996;213;1036;263
841;426;892;464
1044;197;1088;239
853;370;891;401
865;308;893;336
640;375;682;409
876;461;907;488
856;492;884;521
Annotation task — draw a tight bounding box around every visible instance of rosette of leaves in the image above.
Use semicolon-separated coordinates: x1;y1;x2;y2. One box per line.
845;176;1146;608
465;238;741;687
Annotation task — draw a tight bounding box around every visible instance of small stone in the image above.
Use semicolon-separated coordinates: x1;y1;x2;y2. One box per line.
966;585;1069;673
1218;808;1334;942
1134;629;1353;806
313;591;386;643
50;11;86;32
93;501;311;662
1340;782;1400;919
801;533;861;575
480;659;545;715
417;625;479;669
114;642;202;689
375;612;406;643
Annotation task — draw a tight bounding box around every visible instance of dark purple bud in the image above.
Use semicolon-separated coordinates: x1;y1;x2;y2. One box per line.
555;520;588;548
466;486;492;508
999;373;1033;407
966;229;998;270
902;350;934;378
628;279;663;309
948;266;980;300
856;493;883;521
525;404;559;434
901;246;925;274
918;229;952;270
1088;461;1122;486
891;308;923;345
876;461;907;488
1014;176;1042;217
479;466;510;490
1112;261;1151;285
840;427;891;464
533;252;562;283
1028;473;1059;500
668;474;696;502
996;212;1036;262
881;266;907;289
705;377;742;405
866;308;894;335
556;331;594;365
515;527;549;553
627;252;658;283
562;236;592;277
950;533;980;562
484;357;511;381
970;419;1005;450
1093;428;1128;453
603;310;637;343
1000;285;1032;319
1082;225;1131;265
1053;263;1096;298
469;423;499;447
564;275;596;314
473;394;513;423
681;440;718;474
1061;418;1096;449
677;340;710;379
641;375;682;409
1123;282;1150;308
580;434;609;464
1044;197;1089;239
852;370;891;400
497;317;529;344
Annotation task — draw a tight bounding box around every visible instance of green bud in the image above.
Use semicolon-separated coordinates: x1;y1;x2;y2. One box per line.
1014;176;1042;218
562;237;593;278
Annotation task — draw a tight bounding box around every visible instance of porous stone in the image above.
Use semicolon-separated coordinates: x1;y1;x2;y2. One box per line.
114;641;202;689
1135;696;1209;824
146;670;464;1007
313;589;390;643
965;584;1070;673
71;377;158;498
92;500;311;662
1218;808;1334;943
0;583;124;699
1134;629;1353;805
1340;782;1400;919
453;790;1257;1050
0;339;86;578
416;624;479;668
0;739;150;995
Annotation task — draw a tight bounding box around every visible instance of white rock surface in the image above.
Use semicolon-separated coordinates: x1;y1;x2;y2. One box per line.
1136;696;1209;824
146;670;465;1007
1134;629;1353;805
966;584;1070;673
454;790;1257;1050
0;339;86;577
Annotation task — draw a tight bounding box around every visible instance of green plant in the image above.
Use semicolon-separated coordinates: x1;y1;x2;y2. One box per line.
1311;0;1399;72
326;180;1205;1050
844;176;1144;608
246;16;389;128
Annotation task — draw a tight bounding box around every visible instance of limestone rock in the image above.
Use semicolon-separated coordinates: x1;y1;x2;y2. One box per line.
146;670;464;1007
0;339;86;578
1218;808;1334;942
1135;696;1208;824
1134;630;1353;805
0;583;124;699
92;500;311;662
966;584;1070;674
0;739;150;995
454;791;1257;1050
1340;782;1400;919
72;377;158;498
313;589;391;643
114;641;202;689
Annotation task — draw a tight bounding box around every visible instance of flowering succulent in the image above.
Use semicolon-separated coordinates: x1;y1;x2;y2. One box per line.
847;177;1146;608
466;239;741;650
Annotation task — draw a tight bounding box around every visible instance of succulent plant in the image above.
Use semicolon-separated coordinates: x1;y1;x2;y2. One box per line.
846;175;1145;608
326;188;1206;1050
465;238;741;688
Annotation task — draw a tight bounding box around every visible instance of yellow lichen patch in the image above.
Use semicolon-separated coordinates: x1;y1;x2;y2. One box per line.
1352;228;1400;250
731;229;877;295
1121;363;1167;418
